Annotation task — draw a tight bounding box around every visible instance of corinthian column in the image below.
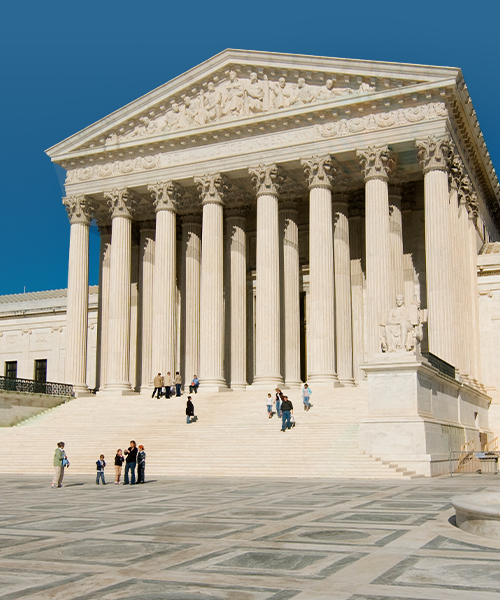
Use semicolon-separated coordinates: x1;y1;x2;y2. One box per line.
389;184;404;298
249;164;283;386
416;135;453;365
103;189;137;392
279;198;301;386
195;174;228;390
349;201;365;382
467;194;481;382
138;222;155;392
63;195;95;394
333;191;354;385
226;205;248;389
302;155;337;382
357;146;393;357
180;213;201;388
97;225;111;390
149;182;181;380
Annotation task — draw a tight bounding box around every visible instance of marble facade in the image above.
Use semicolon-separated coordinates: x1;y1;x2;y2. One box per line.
44;50;499;395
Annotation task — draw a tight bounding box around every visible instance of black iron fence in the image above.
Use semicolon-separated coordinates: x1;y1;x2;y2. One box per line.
0;376;73;397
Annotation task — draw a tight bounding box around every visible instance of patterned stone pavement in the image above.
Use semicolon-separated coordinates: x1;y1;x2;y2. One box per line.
1;474;500;599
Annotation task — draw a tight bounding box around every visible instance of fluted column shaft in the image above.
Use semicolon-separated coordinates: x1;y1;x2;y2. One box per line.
200;200;226;388
389;185;404;298
254;192;282;385
227;212;247;388
152;209;177;375
457;199;471;377
349;211;365;382
139;225;155;391
65;221;90;391
402;193;416;306
106;216;133;390
280;203;301;386
333;195;354;385
181;217;201;388
468;210;481;381
365;178;392;356
97;228;111;389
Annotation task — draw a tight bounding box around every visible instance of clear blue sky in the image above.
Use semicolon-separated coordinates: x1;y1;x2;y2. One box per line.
1;0;499;295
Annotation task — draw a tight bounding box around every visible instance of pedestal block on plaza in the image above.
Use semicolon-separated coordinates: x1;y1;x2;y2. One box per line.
359;353;491;476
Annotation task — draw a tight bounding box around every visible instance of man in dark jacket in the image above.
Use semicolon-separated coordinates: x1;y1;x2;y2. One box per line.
280;396;293;431
186;396;195;424
124;441;138;485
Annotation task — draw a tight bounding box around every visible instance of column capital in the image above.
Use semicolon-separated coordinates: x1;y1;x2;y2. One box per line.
416;135;451;174
467;190;479;223
332;190;350;206
104;188;138;219
448;151;465;191
194;173;231;205
63;195;96;225
279;197;300;212
181;213;202;227
356;145;392;182
226;201;250;219
148;181;183;213
249;164;284;197
458;174;473;207
301;155;335;190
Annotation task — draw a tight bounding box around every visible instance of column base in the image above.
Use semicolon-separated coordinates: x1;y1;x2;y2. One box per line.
338;378;356;387
284;379;303;389
307;373;339;384
100;382;134;396
72;384;90;397
230;382;248;390
199;378;229;393
252;374;284;388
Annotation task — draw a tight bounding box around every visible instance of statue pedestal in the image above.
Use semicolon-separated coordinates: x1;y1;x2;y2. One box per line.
359;353;491;477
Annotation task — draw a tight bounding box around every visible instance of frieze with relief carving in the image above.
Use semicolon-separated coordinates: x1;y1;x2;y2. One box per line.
65;102;448;185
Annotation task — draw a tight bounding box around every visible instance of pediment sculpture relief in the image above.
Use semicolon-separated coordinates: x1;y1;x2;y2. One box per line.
380;295;427;353
105;70;377;145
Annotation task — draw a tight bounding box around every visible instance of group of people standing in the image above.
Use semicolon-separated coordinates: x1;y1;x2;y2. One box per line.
51;440;147;488
267;384;313;432
152;373;199;399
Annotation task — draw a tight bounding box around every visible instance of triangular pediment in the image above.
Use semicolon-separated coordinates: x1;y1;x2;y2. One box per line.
46;49;460;161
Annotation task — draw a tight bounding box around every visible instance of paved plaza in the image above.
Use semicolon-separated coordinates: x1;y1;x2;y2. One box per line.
1;475;500;599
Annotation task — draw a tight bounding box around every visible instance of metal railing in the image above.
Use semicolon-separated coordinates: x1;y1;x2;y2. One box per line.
0;376;73;397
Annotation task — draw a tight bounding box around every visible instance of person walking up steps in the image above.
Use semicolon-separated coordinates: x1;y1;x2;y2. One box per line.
96;454;106;485
186;396;195;423
280;396;293;431
302;383;312;411
266;393;274;418
152;373;164;399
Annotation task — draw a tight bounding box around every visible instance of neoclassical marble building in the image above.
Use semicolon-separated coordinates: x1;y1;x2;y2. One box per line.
44;49;499;400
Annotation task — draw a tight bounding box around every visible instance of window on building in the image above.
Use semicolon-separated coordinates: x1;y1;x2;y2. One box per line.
34;359;47;383
5;361;17;379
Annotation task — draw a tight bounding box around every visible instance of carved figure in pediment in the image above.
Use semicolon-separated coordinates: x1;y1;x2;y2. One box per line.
244;72;266;115
317;79;355;101
167;102;182;130
272;77;293;110
292;77;315;106
183;96;199;126
222;70;245;117
202;82;223;123
357;82;376;94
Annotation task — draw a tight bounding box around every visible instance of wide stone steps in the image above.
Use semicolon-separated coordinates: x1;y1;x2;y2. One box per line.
0;386;412;478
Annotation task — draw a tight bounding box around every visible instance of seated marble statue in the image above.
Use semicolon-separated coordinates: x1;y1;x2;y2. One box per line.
382;295;413;352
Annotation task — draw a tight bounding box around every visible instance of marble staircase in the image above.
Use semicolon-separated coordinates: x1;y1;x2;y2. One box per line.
0;384;418;478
